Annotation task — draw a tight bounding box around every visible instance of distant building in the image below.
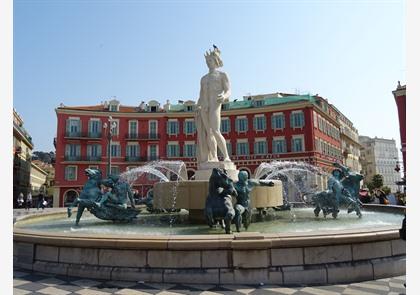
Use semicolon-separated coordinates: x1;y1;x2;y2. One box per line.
392;82;406;182
333;107;362;173
30;162;48;196
53;93;351;207
13;109;33;207
359;136;401;192
31;159;55;197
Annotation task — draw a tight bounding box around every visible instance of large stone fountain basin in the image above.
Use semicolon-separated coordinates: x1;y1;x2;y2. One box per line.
13;205;405;285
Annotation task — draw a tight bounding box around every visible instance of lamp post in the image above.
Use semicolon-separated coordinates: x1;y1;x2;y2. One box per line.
103;116;117;176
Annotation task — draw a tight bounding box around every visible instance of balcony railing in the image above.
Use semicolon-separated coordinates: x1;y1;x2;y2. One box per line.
64;155;102;162
64;132;102;139
125;156;147;162
64;155;82;161
86;156;102;161
125;133;160;140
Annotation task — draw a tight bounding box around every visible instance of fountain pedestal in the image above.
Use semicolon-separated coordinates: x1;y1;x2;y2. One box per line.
195;161;239;181
153;179;283;222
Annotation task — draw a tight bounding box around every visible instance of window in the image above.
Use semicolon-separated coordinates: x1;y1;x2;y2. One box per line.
65;144;81;160
254;141;267;155
221;118;230;133
109;104;118;112
167;120;179;135
290;111;305;128
271;113;285;129
235;117;248;132
148;144;158;161
253;116;266;131
110;143;121;157
184;143;196;157
184;120;196;135
292;137;304;152
110;120;119;136
254;100;264;107
87;144;101;160
149;121;158;139
186;105;193;112
88;119;101;137
110;166;120;176
65;166;77;181
126;144;139;158
66;118;81;136
221;103;229;110
226;142;232;156
129;121;138;138
167;143;180;157
273;138;287;154
236;142;249;156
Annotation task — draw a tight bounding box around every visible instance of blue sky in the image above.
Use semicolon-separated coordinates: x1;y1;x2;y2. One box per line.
13;0;405;153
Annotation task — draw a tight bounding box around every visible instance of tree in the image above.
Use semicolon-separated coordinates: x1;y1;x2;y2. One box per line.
371;174;384;190
32;151;55;164
381;186;391;195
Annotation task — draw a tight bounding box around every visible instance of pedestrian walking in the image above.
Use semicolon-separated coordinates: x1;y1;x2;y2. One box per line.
37;194;47;210
26;191;32;210
17;192;24;208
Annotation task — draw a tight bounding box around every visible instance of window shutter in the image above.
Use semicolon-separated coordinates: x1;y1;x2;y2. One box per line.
87;145;92;157
167;122;170;135
290;114;294;128
244;119;248;131
263;117;266;130
253;117;257;130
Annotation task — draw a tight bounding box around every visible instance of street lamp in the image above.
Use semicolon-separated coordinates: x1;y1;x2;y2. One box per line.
103;116;117;176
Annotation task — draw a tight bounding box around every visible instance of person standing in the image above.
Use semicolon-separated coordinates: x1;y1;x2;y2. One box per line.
17;192;24;208
25;191;32;210
37;193;46;210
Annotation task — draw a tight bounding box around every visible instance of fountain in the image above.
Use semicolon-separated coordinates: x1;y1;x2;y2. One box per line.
13;46;405;285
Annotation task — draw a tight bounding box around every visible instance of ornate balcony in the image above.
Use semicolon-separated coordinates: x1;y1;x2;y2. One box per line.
125;133;160;140
125;156;147;162
64;132;102;140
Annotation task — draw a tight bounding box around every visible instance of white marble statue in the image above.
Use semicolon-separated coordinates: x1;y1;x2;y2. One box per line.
196;45;231;166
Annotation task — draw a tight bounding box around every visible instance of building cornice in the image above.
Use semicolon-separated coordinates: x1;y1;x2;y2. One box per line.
56;101;318;118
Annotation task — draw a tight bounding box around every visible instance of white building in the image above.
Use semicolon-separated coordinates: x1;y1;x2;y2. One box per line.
359;136;401;192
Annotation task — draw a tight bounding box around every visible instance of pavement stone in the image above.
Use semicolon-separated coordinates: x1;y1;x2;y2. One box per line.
12;267;407;294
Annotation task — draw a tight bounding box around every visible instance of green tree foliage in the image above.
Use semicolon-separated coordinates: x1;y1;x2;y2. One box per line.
371;174;384;189
381;186;391;195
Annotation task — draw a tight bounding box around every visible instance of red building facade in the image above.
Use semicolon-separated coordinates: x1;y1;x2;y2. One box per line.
392;82;406;180
54;94;343;207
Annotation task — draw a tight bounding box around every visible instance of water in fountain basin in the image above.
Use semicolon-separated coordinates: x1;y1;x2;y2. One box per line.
15;207;404;235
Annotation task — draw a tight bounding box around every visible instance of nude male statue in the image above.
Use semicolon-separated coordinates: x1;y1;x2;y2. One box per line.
196;45;231;165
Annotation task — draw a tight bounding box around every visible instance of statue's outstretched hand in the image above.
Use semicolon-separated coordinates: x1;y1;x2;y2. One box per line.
217;93;225;103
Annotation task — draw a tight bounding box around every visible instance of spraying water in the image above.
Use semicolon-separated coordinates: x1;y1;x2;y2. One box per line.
254;161;329;203
119;160;187;230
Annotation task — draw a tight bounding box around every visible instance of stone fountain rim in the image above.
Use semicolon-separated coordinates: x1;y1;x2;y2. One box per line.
14;204;404;249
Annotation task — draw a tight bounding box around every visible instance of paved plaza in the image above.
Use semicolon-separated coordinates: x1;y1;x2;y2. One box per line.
13;268;406;295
